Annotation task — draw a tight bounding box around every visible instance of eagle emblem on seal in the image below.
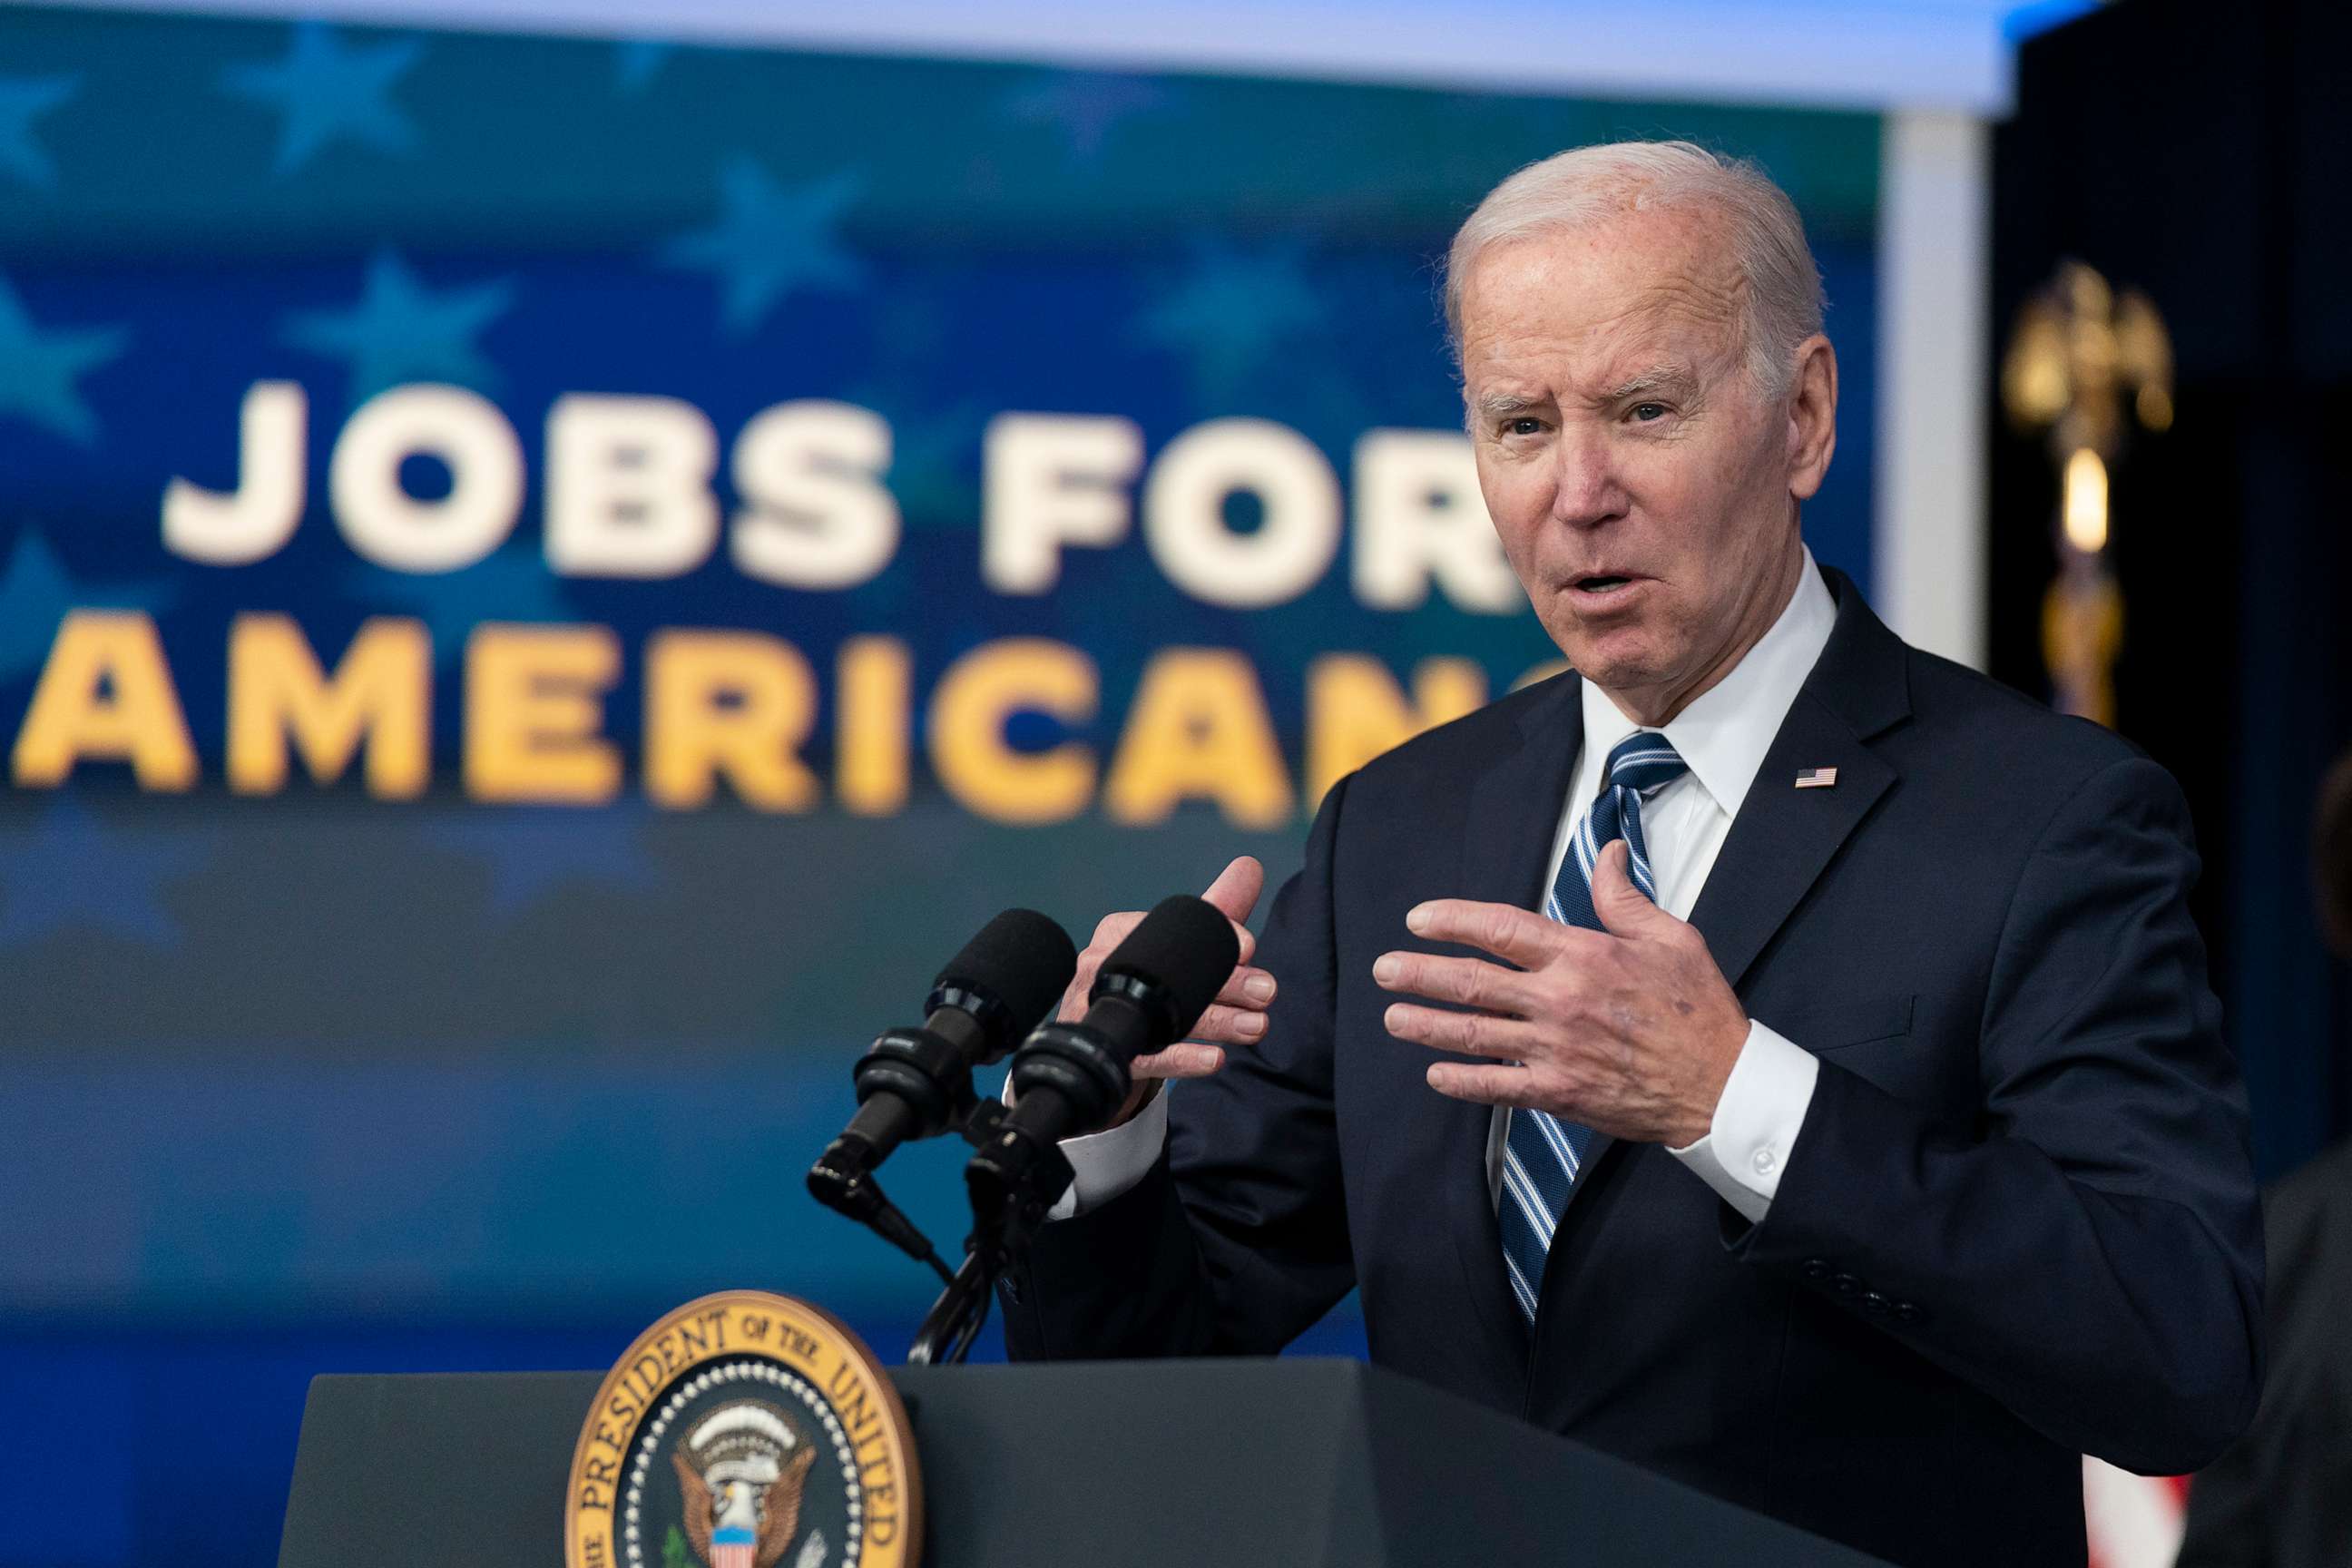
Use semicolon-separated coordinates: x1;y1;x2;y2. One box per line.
671;1400;821;1568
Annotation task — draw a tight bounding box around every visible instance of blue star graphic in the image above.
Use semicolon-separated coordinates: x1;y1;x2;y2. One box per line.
662;159;861;336
0;797;216;948
613;40;673;95
0;531;175;683
284;250;514;407
0;273;130;446
220;22;423;175
421;803;659;917
0;74;78;190
1003;71;1171;163
1136;240;1328;405
349;545;577;667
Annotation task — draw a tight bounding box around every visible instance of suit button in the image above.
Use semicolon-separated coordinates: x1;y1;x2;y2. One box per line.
1831;1273;1860;1297
1800;1258;1829;1281
1862;1291;1890;1315
1894;1301;1924;1324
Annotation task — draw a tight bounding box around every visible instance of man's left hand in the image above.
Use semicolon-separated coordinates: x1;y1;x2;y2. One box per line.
1375;839;1749;1148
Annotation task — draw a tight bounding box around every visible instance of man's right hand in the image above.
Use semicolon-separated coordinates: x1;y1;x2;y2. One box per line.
1063;856;1273;1127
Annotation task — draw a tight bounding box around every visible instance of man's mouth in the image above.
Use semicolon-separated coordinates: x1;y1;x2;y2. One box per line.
1573;573;1638;595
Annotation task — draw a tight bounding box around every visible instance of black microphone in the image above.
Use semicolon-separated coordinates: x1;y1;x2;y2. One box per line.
810;908;1075;1218
965;896;1238;1230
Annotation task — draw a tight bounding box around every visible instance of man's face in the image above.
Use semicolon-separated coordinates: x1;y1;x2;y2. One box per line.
1457;209;1832;716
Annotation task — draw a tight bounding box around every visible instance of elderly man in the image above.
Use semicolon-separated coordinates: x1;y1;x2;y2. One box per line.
998;142;2262;1567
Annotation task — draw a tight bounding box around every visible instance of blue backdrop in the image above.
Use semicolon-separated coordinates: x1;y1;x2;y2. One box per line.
0;6;1882;1563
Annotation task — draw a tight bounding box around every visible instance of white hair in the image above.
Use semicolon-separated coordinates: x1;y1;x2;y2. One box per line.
1442;141;1826;397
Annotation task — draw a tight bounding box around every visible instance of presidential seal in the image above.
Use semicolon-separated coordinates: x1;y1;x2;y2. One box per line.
566;1291;920;1568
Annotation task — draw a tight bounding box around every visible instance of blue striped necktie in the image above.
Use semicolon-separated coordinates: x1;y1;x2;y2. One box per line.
1496;730;1689;1325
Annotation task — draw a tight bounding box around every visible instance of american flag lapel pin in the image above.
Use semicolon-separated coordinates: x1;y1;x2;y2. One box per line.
1794;767;1838;789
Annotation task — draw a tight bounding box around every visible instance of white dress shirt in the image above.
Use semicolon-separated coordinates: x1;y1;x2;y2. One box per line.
1045;550;1839;1226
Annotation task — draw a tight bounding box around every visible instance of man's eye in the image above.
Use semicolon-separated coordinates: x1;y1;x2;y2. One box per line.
1629;402;1668;423
1506;417;1544;436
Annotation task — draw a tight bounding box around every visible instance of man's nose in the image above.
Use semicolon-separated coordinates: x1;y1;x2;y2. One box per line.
1548;426;1625;529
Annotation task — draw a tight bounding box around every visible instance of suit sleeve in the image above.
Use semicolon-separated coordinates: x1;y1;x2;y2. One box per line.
1000;774;1356;1360
1729;754;2266;1475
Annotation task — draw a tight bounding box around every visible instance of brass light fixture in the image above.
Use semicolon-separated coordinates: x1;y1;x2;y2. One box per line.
2001;260;2173;728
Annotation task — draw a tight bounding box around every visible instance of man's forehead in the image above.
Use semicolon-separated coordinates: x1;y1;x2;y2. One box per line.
1458;217;1745;385
1462;307;1725;406
1464;203;1742;302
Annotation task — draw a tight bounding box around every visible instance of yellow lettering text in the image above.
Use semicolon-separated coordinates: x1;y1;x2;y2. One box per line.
927;638;1096;825
836;635;911;816
226;613;429;797
1103;648;1290;828
1306;653;1485;806
464;624;621;805
13;611;198;790
642;630;819;811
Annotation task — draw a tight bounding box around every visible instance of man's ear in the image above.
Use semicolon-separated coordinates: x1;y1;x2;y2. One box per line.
1785;334;1838;502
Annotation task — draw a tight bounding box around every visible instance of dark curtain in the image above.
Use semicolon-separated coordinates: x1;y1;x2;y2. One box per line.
1990;0;2352;1178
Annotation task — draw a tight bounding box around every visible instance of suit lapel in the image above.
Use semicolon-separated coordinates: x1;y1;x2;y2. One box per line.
1444;672;1583;1367
1686;569;1911;992
1434;569;1910;1367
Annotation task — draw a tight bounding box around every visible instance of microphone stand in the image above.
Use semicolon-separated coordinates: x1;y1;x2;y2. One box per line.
806;1155;956;1289
807;1069;1073;1365
808;1017;998;1290
906;1250;994;1367
905;895;1231;1363
810;985;1122;1362
906;1100;1076;1366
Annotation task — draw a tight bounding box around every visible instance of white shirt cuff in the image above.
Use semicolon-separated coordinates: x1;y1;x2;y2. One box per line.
1665;1020;1819;1224
999;1077;1171;1221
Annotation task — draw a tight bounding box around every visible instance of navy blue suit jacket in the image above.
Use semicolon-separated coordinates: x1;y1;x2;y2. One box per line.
1002;570;2263;1567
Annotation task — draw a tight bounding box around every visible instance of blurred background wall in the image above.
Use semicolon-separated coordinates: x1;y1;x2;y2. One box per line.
1991;0;2352;1184
0;3;2223;1564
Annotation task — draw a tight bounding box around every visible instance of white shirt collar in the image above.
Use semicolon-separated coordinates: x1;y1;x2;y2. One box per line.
1576;547;1839;819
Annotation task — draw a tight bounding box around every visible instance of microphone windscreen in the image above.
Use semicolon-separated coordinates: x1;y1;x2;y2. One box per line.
1097;895;1241;1038
935;907;1078;1049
